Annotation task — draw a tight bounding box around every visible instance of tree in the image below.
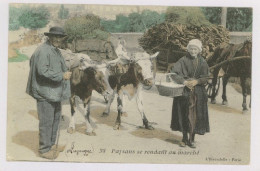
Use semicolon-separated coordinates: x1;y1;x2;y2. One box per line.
101;15;130;33
101;10;165;33
64;14;109;41
201;7;222;25
202;7;252;32
58;4;69;19
226;8;252;31
18;6;50;29
165;7;211;27
9;6;22;30
128;12;144;32
140;10;165;31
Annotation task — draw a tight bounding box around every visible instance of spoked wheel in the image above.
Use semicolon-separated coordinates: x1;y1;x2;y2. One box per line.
206;76;221;99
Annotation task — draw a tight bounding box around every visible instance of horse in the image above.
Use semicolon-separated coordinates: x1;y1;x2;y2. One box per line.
206;40;252;113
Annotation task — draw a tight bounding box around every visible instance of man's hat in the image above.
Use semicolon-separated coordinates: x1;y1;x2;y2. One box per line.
44;27;67;37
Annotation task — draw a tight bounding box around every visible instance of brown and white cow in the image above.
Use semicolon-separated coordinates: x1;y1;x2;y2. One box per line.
103;52;159;130
60;49;108;136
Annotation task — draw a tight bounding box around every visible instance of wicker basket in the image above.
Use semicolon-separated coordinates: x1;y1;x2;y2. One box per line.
155;73;184;97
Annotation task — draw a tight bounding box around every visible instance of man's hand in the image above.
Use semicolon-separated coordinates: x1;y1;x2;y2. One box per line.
63;71;72;80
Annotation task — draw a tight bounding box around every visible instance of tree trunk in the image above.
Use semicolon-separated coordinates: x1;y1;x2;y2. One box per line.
221;7;227;28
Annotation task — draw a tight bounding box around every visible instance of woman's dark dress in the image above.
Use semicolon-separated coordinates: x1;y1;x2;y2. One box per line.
170;54;210;135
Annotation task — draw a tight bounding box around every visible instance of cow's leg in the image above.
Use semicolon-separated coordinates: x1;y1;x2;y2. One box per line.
102;90;116;117
136;87;154;130
240;76;249;113
68;95;76;134
222;74;230;105
114;93;123;130
121;94;128;117
211;69;220;104
84;98;96;136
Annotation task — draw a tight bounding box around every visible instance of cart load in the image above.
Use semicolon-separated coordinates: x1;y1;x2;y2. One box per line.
64;15;118;62
139;23;230;71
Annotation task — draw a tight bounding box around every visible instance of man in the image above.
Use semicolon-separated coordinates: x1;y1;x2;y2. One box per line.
26;27;72;159
170;39;210;148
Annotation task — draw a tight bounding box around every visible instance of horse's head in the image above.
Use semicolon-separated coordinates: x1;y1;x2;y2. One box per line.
243;40;252;56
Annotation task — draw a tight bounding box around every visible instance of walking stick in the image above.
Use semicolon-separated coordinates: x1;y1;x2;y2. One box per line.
53;113;62;159
52;57;72;159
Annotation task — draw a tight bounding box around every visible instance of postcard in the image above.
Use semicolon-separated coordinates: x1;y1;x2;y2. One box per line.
2;1;260;170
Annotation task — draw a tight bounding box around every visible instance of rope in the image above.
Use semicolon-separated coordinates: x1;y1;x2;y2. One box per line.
209;56;251;70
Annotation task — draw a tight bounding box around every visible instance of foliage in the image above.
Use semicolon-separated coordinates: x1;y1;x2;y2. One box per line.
141;10;165;30
201;7;222;25
58;4;69;19
9;6;23;30
128;12;144;32
226;8;252;32
101;10;165;32
8;49;29;62
100;14;130;33
81;29;110;40
201;7;252;32
64;15;109;41
18;6;50;29
165;7;211;27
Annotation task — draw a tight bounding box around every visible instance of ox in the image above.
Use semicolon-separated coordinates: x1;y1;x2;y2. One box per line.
60;49;108;136
103;52;159;130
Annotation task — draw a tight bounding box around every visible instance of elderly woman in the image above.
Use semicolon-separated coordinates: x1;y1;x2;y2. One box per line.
170;39;210;148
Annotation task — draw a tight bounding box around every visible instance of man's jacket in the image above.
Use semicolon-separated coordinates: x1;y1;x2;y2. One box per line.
26;41;71;102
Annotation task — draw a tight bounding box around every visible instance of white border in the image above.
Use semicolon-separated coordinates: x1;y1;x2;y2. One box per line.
1;0;260;170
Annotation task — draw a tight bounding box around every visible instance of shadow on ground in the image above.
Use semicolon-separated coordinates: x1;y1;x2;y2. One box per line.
130;128;182;145
28;110;38;120
208;103;244;114
28;109;70;131
87;105;118;128
12;131;39;156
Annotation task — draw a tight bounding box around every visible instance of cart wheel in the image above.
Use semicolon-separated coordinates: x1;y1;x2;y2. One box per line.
206;77;221;98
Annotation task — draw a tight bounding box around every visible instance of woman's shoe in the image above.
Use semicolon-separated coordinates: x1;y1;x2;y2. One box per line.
188;142;196;148
179;141;186;147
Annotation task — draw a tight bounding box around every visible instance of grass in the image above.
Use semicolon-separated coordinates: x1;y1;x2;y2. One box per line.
8;49;29;62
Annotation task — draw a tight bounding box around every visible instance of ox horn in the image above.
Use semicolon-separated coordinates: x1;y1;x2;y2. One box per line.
106;58;120;66
150;51;160;59
135;51;160;61
95;63;107;69
79;63;97;70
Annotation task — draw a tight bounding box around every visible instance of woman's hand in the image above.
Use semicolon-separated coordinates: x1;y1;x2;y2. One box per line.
184;80;198;89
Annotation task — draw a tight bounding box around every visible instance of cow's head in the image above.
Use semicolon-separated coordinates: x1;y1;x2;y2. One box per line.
82;67;107;95
109;62;128;75
133;52;159;88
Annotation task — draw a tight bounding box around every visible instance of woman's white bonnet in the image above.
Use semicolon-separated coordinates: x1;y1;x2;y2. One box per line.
187;39;203;52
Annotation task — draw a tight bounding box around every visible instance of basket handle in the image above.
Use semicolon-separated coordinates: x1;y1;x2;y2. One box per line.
159;73;177;85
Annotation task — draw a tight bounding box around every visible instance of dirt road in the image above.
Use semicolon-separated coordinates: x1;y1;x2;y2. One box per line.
6;58;250;164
